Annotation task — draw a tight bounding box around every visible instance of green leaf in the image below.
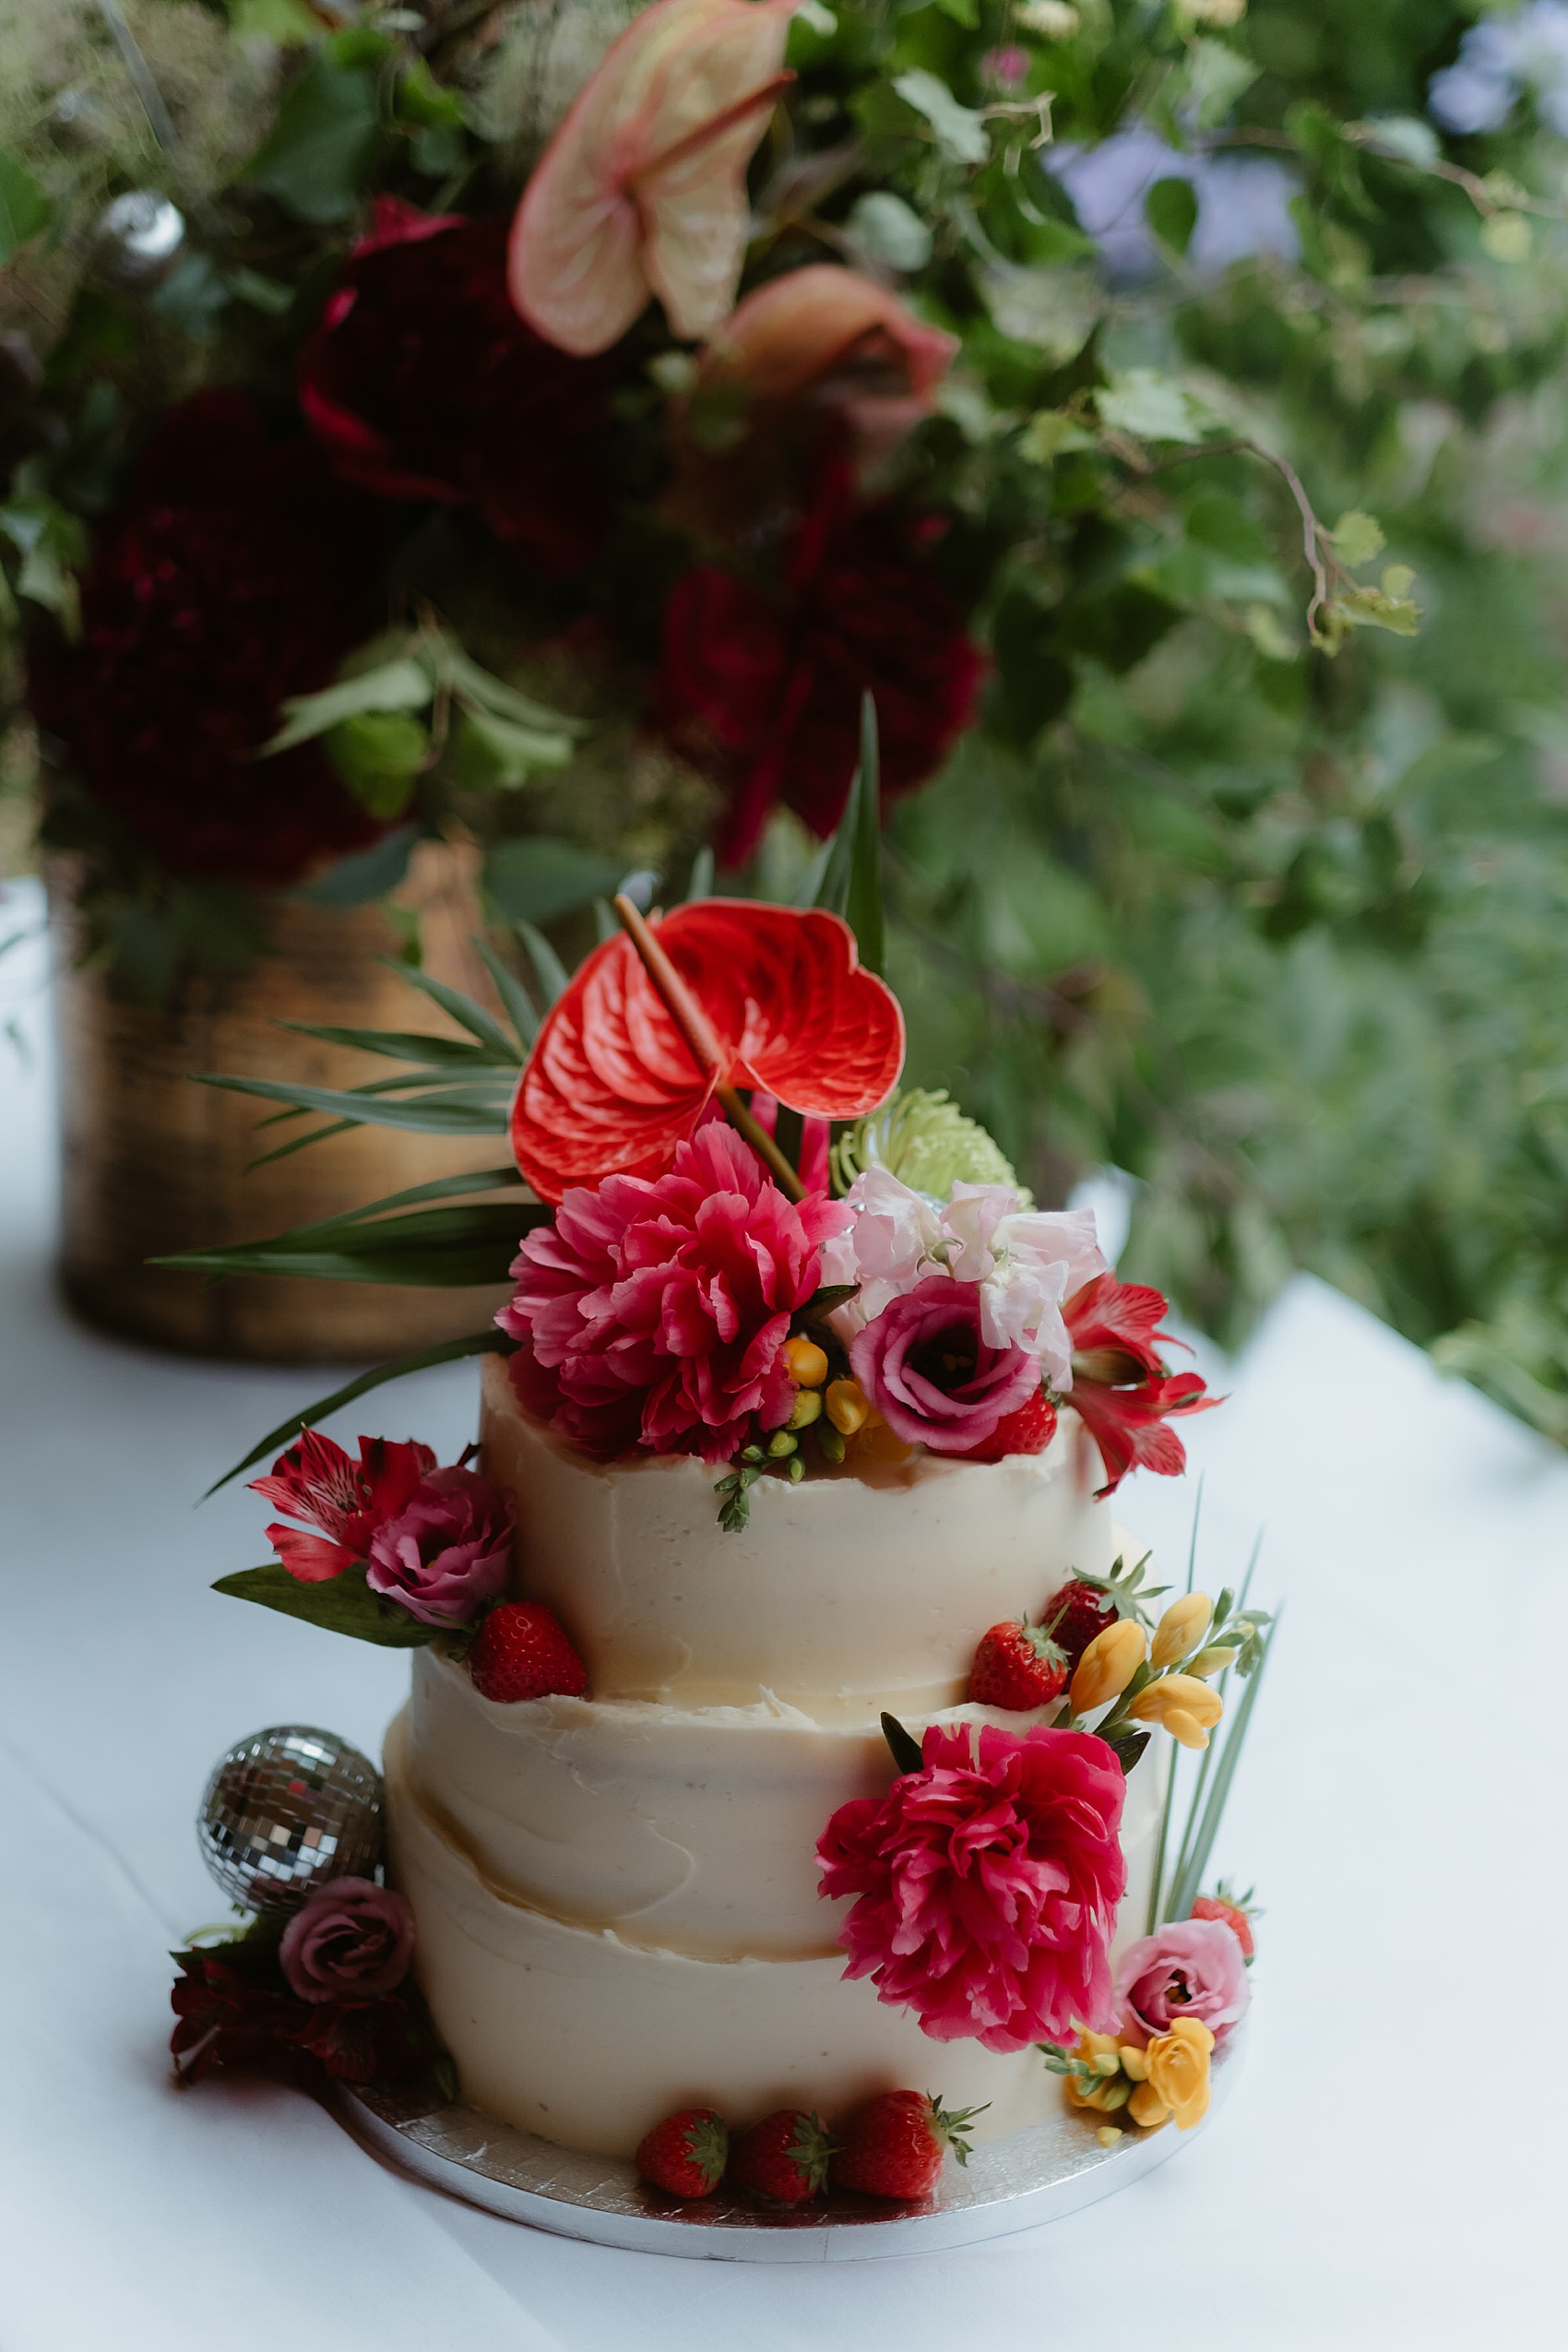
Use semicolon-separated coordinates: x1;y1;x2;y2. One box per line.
1146;176;1198;257
1168;1608;1280;1922
224;0;321;40
1185;37;1260;131
1363;113;1440;168
196;1072;511;1134
683;846;715;904
456;707;576;786
812;695;886;974
892;69;990;166
294;825;417;909
160;1201;536;1286
514;919;571;1007
981;264;1103;364
208;1332;518;1494
1099;370;1214;443
845;190;932;272
239;42;386;225
327;710;428;817
273;1021;496;1067
386;961;522;1062
0;146;51;266
1328;509;1385;568
428;632;589;735
483;835;626;927
213;1562;440;1648
466;936;540;1051
880;1712;924;1774
265;658;434;754
933;0;979;22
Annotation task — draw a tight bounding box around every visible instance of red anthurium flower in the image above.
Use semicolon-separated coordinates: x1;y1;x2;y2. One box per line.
249;1429;436;1583
508;899;904;1202
508;0;797;354
1063;1276;1218;1496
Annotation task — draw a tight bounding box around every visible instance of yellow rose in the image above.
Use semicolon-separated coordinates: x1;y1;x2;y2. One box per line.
1143;2016;1214;2131
1127;1672;1224;1749
1150;1591;1212;1669
1068;1617;1146;1713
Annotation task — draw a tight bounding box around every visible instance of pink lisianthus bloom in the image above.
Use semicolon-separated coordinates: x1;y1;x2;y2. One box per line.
278;1879;415;2005
1063;1275;1218;1496
849;1277;1040;1453
365;1466;514;1627
508;0;798;355
816;1722;1127;2050
498;1120;850;1463
1114;1915;1251;2049
249;1430;435;1584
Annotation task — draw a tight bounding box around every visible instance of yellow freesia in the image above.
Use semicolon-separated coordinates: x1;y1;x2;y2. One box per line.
1127;1672;1224;1748
1068;1618;1146;1713
1150;1591;1212;1668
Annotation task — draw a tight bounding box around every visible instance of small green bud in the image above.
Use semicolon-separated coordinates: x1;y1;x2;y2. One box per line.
766;1429;798;1459
817;1421;847;1465
787;1455;804;1481
788;1386;824;1431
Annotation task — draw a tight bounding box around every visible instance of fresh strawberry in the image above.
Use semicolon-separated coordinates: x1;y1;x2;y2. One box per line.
635;2108;729;2199
1191;1882;1258;1959
729;2108;836;2204
968;1616;1068;1709
831;2091;985;2201
1047;1550;1167;1669
957;1389;1058;1464
469;1601;588;1703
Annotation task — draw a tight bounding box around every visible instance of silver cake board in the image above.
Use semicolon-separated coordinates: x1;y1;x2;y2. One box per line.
337;2035;1241;2262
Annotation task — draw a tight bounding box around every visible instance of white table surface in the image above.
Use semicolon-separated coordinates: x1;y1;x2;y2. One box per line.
2;873;1564;2351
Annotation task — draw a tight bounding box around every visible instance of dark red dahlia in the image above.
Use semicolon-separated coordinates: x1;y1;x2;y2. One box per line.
298;198;620;576
27;391;386;887
655;466;986;864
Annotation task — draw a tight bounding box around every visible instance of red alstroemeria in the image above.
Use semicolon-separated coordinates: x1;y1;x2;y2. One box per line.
249;1429;435;1584
1063;1276;1218;1496
508;899;904;1203
508;0;797;355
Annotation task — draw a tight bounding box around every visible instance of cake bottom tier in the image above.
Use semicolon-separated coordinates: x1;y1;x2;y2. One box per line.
386;1723;1143;2160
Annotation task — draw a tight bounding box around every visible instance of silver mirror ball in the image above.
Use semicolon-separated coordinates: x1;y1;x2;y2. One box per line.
197;1725;385;1914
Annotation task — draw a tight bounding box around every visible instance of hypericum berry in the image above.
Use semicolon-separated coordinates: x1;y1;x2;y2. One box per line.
729;2108;836;2204
468;1601;588;1703
830;2091;986;2201
956;1389;1058;1464
1192;1882;1259;1959
635;2108;730;2198
967;1617;1068;1710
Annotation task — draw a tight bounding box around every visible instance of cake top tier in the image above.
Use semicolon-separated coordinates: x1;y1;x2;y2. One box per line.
480;1353;1123;1717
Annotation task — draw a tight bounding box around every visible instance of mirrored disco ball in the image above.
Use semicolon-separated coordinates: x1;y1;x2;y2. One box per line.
197;1725;384;1914
90;191;185;291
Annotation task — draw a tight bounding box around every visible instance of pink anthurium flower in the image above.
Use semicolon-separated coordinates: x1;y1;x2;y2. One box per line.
508;0;798;356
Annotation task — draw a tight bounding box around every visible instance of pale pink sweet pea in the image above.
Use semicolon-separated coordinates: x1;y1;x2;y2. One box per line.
508;0;798;356
1115;1916;1252;2049
818;1164;942;1328
817;1721;1127;2050
365;1465;515;1627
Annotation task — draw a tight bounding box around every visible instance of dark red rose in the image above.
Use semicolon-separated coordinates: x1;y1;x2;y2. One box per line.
26;391;386;886
286;1989;441;2085
298;197;620;576
656;466;985;862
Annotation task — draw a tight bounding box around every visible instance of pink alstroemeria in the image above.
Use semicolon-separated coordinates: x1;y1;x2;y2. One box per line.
508;0;798;356
249;1430;435;1584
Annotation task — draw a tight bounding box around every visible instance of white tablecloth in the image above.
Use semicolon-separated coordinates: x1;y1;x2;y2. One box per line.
2;874;1563;2351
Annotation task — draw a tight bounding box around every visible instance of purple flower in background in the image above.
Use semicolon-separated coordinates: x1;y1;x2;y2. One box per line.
1050;127;1300;284
366;1465;514;1626
1430;4;1568;139
279;1878;415;2004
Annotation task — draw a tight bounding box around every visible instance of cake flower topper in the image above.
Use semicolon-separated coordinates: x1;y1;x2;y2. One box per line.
508;895;906;1204
508;0;799;356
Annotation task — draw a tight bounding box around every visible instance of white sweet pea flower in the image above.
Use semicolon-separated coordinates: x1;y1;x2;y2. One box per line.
819;1167;944;1332
969;1204;1106;1387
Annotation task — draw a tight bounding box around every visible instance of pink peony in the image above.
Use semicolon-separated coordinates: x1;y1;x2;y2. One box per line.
365;1466;514;1627
249;1430;435;1584
498;1120;850;1463
849;1277;1040;1454
816;1722;1127;2051
279;1878;415;2005
1115;1916;1252;2049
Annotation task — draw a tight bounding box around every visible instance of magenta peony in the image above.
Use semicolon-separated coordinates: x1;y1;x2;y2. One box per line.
278;1878;415;2005
816;1722;1128;2051
365;1465;514;1627
498;1119;849;1463
1114;1916;1252;2049
849;1277;1040;1454
250;1429;436;1584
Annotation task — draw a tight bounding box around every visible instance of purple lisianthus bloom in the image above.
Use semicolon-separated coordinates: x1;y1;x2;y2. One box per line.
365;1465;513;1626
279;1878;415;2004
849;1276;1039;1452
1115;1915;1252;2049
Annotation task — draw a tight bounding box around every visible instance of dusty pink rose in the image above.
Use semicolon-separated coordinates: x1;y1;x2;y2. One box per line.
250;1429;435;1584
849;1277;1039;1453
499;1120;850;1462
1115;1916;1252;2049
365;1466;514;1627
816;1722;1127;2051
279;1879;415;2005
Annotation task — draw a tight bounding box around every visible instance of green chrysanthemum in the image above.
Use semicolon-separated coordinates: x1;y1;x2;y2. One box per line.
830;1088;1029;1203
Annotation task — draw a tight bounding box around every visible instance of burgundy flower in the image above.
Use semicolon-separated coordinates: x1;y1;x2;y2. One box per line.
170;1947;306;2084
656;465;986;862
816;1721;1127;2051
250;1429;436;1583
365;1465;514;1626
498;1118;850;1463
286;1988;440;2085
299;197;620;576
279;1877;416;2004
26;391;386;886
849;1277;1040;1455
1063;1276;1218;1496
